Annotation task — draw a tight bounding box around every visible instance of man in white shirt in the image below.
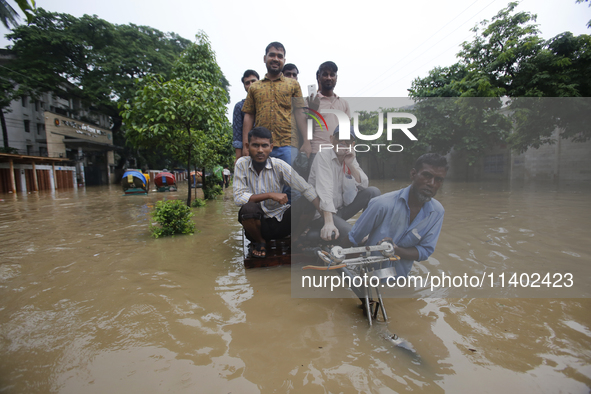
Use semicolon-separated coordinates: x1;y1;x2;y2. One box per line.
307;61;351;156
222;166;231;188
300;61;351;181
307;126;380;245
234;127;320;258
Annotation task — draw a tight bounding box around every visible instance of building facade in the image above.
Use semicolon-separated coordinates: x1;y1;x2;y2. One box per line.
1;89;119;189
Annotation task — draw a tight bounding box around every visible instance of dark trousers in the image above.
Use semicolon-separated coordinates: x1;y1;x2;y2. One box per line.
238;202;291;242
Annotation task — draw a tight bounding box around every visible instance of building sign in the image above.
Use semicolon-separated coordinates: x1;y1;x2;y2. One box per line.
53;117;107;137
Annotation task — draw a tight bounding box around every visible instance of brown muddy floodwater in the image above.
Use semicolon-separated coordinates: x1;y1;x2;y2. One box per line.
0;181;590;393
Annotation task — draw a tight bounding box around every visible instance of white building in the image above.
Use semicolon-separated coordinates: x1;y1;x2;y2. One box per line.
1;87;120;190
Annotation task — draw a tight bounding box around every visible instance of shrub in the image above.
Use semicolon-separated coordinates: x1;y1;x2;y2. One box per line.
203;184;223;200
203;175;223;200
191;198;206;208
150;199;195;238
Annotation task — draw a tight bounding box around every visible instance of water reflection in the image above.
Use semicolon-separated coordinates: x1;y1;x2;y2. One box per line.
0;182;589;393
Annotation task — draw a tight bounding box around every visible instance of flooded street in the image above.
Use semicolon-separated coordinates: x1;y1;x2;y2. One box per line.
0;181;590;393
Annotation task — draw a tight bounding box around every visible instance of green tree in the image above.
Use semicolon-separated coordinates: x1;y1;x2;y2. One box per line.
171;31;230;96
410;2;591;154
121;74;228;206
409;64;511;166
576;0;591;28
1;0;35;28
0;66;19;148
0;0;36;146
408;64;470;98
168;31;232;197
4;8;191;136
1;0;20;28
359;100;510;168
506;32;591;152
457;2;543;97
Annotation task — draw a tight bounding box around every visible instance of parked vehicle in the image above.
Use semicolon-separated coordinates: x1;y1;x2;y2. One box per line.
122;170;149;195
154;171;177;192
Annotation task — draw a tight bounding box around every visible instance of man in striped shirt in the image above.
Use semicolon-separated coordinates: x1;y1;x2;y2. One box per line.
234;127;320;258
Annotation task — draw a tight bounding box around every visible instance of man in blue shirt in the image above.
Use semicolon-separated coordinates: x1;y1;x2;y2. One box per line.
233;69;259;164
349;153;448;277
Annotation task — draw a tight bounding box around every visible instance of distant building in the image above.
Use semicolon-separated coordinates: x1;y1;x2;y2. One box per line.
0;51;121;192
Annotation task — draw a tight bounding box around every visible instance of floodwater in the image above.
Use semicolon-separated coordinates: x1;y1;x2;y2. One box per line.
0;180;590;393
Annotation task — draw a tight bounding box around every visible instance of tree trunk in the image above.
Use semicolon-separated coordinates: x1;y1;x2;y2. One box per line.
1;110;9;149
202;168;207;199
187;146;192;206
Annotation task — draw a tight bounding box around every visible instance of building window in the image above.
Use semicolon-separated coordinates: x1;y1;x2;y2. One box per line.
26;145;33;155
55;107;68;116
484;154;504;173
24;120;30;133
37;123;45;135
21;96;28;107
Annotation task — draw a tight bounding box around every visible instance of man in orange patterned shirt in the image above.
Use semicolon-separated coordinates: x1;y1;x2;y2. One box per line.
241;42;309;167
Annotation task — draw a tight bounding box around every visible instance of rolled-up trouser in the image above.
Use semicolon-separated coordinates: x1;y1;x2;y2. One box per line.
238;202;291;242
